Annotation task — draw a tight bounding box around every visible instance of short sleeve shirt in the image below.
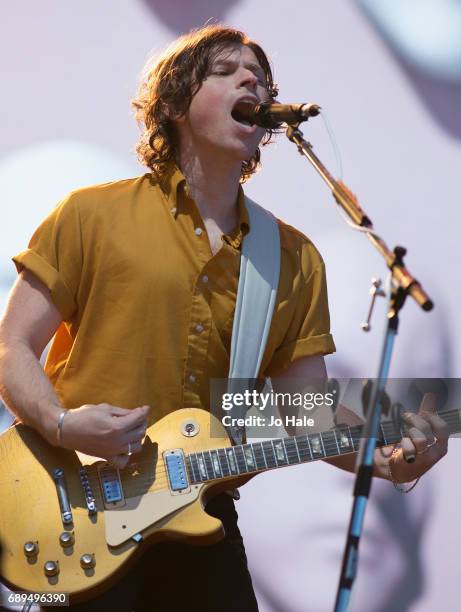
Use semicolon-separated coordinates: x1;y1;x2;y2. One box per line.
13;168;335;421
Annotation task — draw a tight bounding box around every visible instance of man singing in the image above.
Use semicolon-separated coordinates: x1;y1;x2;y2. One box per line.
0;25;448;611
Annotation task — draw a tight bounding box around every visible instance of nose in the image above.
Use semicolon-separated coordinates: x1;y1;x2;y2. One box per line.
238;68;258;92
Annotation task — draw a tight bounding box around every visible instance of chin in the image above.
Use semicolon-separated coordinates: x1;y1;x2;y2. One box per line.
234;142;259;163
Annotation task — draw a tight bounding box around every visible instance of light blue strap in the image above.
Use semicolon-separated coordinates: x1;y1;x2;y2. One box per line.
226;196;281;444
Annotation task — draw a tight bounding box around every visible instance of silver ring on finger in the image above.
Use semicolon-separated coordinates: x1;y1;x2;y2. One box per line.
420;437;438;454
127;442;133;457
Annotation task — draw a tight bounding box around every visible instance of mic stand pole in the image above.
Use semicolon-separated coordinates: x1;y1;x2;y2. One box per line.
284;123;433;612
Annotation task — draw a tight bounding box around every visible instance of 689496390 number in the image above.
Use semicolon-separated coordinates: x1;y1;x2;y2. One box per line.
1;590;69;607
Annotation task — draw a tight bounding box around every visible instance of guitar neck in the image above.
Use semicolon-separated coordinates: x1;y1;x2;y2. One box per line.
186;408;461;485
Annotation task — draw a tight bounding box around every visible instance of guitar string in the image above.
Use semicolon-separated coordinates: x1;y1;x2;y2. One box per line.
83;421;458;497
4;413;453;507
4;413;457;493
83;424;368;477
85;433;405;497
85;412;461;486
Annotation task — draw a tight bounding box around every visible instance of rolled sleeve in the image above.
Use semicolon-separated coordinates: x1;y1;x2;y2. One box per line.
12;193;83;321
266;333;336;375
264;249;336;376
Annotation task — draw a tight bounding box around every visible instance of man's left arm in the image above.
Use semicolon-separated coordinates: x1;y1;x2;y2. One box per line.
272;355;449;483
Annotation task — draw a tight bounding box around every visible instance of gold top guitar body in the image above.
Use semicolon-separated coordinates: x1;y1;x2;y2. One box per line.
0;408;248;604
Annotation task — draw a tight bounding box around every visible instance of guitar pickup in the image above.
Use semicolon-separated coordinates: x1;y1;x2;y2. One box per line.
164;450;190;494
98;465;126;509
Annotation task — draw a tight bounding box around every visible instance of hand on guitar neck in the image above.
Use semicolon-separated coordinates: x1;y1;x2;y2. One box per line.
327;391;449;484
378;391;449;484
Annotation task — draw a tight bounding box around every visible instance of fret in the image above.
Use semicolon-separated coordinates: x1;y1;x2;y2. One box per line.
204;451;215;479
332;429;341;455
308;433;324;458
185;455;197;484
234;446;249;473
336;427;354;454
243;444;256;471
305;434;313;460
381;421;399;446
189;453;201;482
252;442;267;470
218;449;231;477
449;408;461;434
451;409;461;435
319;432;327;456
210;450;222;477
350;426;361;451
292;437;302;463
319;431;338;458
196;453;209;480
272;439;288;466
226;448;239;475
283;438;300;465
262;440;277;468
295;435;312;462
379;424;388;446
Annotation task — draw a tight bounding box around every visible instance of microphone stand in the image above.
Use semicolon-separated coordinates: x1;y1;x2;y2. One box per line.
284;121;433;612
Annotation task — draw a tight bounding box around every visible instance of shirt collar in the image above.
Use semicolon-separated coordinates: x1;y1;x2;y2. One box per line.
157;165;186;216
157;165;250;248
224;186;250;249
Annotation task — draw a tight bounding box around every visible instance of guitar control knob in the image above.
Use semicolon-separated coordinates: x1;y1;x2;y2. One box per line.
23;541;38;557
44;561;59;577
59;531;74;548
80;553;95;569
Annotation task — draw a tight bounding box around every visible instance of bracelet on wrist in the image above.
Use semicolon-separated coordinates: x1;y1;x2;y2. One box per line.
56;410;69;445
388;445;420;493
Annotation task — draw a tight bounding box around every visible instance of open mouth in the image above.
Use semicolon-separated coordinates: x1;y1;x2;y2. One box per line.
231;100;256;127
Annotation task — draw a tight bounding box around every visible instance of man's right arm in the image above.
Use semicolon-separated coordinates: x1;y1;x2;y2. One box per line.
0;270;63;441
0;270;149;467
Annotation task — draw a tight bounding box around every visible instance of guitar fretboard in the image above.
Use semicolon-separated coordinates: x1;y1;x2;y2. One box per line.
185;408;461;484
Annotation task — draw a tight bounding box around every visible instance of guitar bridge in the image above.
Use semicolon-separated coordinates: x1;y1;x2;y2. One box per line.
164;449;190;495
79;467;97;514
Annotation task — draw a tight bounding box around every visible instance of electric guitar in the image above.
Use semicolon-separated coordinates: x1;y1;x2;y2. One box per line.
0;407;458;603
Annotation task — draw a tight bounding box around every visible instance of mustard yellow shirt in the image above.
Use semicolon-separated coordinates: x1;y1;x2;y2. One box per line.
13;169;335;421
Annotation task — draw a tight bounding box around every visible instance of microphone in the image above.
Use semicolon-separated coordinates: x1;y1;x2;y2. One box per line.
245;102;321;128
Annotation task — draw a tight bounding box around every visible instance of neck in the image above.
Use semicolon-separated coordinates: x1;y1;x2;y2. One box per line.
178;148;242;226
185;408;461;484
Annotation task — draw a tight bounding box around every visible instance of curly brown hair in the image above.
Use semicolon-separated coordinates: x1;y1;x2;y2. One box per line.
132;24;278;184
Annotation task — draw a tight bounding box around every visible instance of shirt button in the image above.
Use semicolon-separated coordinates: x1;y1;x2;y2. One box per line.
195;323;204;333
189;374;196;383
202;275;209;284
195;227;203;236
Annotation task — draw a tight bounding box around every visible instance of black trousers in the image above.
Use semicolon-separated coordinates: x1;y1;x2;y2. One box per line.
45;494;258;612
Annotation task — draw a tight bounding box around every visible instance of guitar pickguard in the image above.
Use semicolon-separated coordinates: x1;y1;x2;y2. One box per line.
104;486;202;546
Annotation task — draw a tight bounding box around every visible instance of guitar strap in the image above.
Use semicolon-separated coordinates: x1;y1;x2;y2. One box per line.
226;196;281;445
